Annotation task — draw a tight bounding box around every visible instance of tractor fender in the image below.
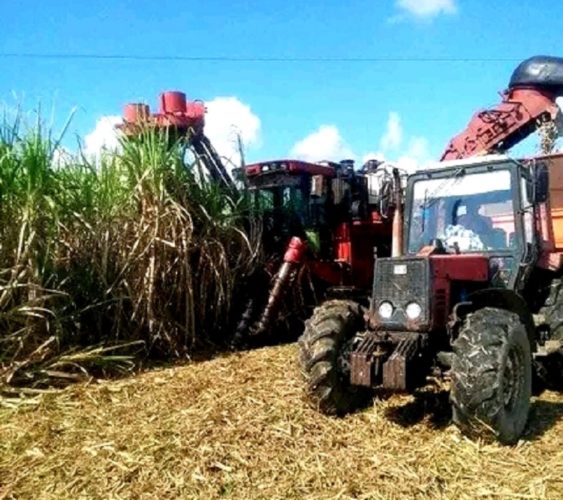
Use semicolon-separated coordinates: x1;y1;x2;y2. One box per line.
455;288;537;352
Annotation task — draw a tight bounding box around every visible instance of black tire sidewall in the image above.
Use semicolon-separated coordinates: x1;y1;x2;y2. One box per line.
298;300;369;415
495;321;532;442
451;307;532;444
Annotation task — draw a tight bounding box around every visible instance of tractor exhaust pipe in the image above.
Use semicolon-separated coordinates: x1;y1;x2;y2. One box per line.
391;168;403;257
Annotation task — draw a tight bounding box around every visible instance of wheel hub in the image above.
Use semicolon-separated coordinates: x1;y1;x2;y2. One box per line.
503;346;524;410
337;339;353;376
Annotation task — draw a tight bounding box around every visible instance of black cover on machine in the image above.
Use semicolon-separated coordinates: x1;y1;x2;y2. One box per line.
509;55;563;92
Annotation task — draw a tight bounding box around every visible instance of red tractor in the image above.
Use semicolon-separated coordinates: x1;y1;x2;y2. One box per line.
298;55;563;444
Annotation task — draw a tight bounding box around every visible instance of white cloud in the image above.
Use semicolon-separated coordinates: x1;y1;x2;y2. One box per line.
380;112;403;151
290;125;355;162
395;136;433;172
83;115;121;159
365;139;432;174
394;0;457;20
289;113;431;172
371;112;432;172
204;97;261;167
407;136;430;158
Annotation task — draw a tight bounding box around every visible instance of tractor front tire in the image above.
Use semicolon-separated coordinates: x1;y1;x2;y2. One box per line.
451;307;532;445
298;300;370;415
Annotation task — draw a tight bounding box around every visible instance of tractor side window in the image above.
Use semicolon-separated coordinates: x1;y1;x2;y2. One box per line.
255;190;275;210
282;187;306;213
283;187;291;207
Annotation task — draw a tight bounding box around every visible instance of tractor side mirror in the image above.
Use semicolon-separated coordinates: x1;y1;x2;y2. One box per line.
529;163;549;204
310;175;324;198
526;162;549;204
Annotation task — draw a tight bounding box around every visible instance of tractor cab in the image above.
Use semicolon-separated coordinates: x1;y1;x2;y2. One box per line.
367;157;542;340
242;159;360;257
403;157;537;290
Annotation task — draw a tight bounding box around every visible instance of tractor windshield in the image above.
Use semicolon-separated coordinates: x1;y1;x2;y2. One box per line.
407;168;516;254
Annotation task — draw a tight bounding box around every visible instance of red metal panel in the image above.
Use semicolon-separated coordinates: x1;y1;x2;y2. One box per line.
283;237;307;264
160;91;186;113
123;103;150;124
119;91;206;136
286;161;336;177
335;223;352;265
429;255;490;282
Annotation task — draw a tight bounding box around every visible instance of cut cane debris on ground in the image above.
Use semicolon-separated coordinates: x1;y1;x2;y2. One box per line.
1;344;562;499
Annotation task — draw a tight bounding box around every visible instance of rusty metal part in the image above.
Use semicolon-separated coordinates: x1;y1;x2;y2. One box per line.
441;87;560;161
349;331;428;390
350;334;389;386
382;334;427;391
446;301;473;340
251;260;296;336
391;168;403;258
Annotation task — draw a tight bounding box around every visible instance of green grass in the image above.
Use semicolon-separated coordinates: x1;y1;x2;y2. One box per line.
0;111;261;388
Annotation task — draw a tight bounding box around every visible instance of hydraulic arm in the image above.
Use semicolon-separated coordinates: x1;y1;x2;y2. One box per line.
442;56;563;160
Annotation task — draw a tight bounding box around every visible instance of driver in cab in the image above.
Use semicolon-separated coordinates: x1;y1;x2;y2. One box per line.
455;201;507;249
456;201;493;235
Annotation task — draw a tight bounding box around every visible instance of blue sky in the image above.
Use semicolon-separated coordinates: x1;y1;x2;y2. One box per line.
0;0;561;166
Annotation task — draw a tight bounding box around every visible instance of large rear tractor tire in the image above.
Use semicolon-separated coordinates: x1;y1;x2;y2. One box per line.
298;300;371;415
451;308;532;445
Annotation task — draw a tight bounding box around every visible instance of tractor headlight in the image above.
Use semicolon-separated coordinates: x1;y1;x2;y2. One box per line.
378;301;394;319
405;302;422;320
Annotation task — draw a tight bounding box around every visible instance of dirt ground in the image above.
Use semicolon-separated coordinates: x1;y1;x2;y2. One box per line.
1;344;562;499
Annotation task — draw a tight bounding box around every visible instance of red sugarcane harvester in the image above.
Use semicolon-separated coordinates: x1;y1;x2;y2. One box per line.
299;55;563;444
232;158;401;347
234;55;563;347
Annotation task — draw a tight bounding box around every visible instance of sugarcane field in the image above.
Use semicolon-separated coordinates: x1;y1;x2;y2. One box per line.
1;2;563;499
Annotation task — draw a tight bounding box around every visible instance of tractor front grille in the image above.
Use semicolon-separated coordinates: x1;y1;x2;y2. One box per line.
371;257;430;330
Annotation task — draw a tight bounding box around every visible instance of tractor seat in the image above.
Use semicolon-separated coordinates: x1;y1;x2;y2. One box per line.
509;55;563;93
